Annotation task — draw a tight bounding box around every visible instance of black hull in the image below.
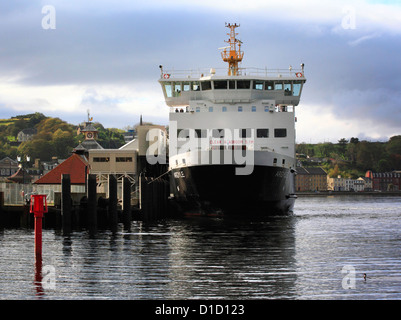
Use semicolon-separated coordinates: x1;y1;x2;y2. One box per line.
170;165;296;216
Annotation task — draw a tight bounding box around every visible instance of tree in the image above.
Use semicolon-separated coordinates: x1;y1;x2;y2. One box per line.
17;139;55;161
349;137;359;144
377;159;392;172
338;138;349;156
386;135;401;169
328;164;340;178
52;129;75;158
355;141;386;171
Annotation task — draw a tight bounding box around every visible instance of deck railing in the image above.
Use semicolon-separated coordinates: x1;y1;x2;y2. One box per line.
160;67;305;79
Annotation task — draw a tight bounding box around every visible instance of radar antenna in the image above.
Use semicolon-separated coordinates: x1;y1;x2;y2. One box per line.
220;23;244;76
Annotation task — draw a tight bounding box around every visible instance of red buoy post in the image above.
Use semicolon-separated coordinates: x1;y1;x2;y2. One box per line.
30;195;48;257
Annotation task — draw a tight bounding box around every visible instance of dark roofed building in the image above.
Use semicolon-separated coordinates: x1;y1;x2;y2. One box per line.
74;121;103;156
295;167;328;192
7;167;33;184
0;157;19;178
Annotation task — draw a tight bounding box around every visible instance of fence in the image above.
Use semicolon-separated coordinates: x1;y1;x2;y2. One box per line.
0;183;86;205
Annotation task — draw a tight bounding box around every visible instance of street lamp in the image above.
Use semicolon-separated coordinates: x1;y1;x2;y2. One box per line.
17;155;30;184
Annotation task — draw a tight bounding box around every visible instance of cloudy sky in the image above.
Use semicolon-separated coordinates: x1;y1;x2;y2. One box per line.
0;0;400;143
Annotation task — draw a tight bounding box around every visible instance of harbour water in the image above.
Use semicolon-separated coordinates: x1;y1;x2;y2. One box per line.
1;195;401;300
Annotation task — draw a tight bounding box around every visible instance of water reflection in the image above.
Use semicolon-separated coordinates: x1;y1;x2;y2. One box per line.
46;216;298;299
1;195;400;299
165;217;297;299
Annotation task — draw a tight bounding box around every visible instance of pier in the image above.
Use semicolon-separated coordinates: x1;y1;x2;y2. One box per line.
0;173;172;232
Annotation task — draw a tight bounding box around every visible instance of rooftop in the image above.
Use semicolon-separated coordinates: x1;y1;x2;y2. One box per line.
34;153;88;185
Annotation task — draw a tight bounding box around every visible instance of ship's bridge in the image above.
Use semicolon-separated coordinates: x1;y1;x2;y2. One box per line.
158;67;306;107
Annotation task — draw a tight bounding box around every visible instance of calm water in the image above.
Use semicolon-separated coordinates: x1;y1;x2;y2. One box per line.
1;195;401;300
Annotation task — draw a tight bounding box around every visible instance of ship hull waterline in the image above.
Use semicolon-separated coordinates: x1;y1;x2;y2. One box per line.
169;164;297;216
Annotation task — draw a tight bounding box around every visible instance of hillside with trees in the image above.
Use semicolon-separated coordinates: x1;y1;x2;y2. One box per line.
0;113;126;161
1;113;400;177
296;136;401;179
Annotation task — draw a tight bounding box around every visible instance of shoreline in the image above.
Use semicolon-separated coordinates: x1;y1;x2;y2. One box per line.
296;191;401;197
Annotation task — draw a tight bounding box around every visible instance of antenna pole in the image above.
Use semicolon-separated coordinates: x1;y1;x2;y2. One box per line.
220;23;244;76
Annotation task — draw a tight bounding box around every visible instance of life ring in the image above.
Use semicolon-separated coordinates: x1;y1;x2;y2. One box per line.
163;73;170;79
296;72;303;78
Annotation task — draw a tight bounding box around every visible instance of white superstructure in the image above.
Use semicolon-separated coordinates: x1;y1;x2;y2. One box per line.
158;23;307;215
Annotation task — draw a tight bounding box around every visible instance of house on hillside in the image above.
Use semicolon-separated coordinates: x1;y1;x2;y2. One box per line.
17;128;37;142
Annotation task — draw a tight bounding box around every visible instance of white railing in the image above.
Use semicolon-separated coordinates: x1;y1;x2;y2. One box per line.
160;67;305;79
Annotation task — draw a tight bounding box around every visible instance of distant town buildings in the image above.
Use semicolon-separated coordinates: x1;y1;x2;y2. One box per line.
0;157;19;178
327;176;370;192
367;170;401;191
295;167;328;192
294;167;401;192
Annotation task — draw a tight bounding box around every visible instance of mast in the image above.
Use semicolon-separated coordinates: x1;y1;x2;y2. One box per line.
220;23;244;76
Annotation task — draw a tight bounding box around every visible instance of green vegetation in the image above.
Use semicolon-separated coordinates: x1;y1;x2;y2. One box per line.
0;113;126;161
296;136;401;178
1;113;400;178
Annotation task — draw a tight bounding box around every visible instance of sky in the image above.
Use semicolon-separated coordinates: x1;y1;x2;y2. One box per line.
0;0;400;143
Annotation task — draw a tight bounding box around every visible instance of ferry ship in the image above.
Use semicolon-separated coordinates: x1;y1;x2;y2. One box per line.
158;23;306;215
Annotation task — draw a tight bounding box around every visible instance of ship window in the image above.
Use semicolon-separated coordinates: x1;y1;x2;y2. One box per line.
293;81;302;96
196;107;200;112
264;106;269;112
284;83;292;96
237;80;251;89
257;128;269;138
209;106;213;112
222;106;227;112
252;106;256;112
174;83;182;97
214;80;228;89
201;81;212;91
274;82;283;90
195;129;207;138
183;82;191;91
274;128;287;138
229;80;235;89
212;129;224;138
164;82;172;98
192;81;200;91
238;106;243;112
177;129;190;139
93;157;110;162
253;81;264;90
240;128;251;138
265;81;274;90
116;157;133;162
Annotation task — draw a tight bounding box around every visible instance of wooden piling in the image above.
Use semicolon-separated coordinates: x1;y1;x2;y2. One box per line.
87;174;97;235
0;192;3;229
140;175;147;221
20;203;31;228
61;174;72;235
122;177;131;231
108;174;118;233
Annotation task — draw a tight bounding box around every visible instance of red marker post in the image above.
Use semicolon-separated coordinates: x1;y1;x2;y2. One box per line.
30;195;48;257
